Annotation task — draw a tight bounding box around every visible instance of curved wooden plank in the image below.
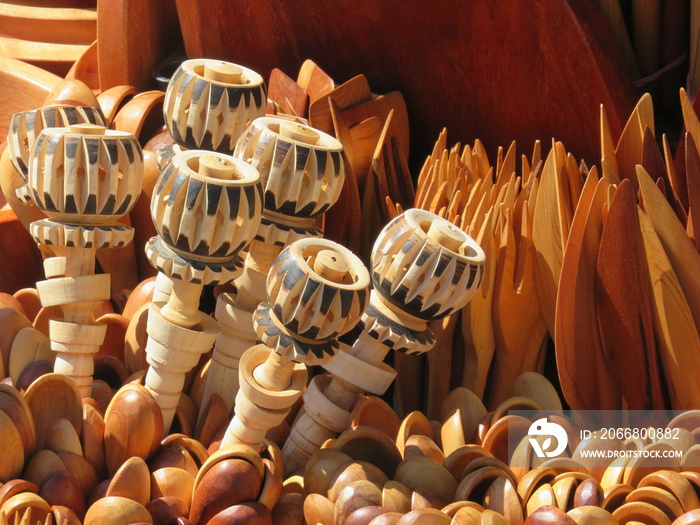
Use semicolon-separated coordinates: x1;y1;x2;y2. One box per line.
174;0;635;164
596;179;662;410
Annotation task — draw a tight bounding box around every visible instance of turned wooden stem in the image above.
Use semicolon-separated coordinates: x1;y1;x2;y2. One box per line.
160;279;203;328
253;351;295;391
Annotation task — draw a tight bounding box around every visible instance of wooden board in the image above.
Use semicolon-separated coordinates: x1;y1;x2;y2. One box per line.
97;0;180;91
174;0;635;166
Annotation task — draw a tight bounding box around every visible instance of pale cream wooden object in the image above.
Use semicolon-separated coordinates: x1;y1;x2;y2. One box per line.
199;117;346;419
283;209;486;474
144;149;262;433
24;124;143;397
220;237;370;451
163;58;267;154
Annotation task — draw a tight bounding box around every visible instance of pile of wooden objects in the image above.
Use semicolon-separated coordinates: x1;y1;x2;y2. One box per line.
2;2;700;523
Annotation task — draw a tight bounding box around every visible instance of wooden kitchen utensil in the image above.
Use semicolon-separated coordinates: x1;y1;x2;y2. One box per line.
143;149;263;433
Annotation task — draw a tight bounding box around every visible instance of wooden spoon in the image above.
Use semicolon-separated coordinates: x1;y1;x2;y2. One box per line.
596;179;663;410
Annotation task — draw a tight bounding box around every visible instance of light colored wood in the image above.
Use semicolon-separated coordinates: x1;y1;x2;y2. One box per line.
144;150;263;434
200;117;346;417
283;209;485;474
308;74;372;135
222;238;370;454
163;58;266;153
25;125;142;398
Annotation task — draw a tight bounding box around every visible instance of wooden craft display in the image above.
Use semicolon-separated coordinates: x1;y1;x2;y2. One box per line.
22;124;143;398
144;149;263;433
283;209;486;473
199;117;346;416
220;237;370;451
162;58;267;154
7;105;105;183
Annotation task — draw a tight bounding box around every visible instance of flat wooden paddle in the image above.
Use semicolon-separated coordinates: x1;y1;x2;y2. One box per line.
596;179;664;410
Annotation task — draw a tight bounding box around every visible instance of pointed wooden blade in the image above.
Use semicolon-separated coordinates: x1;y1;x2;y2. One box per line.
639;208;700;409
637;165;700;331
596;179;663;410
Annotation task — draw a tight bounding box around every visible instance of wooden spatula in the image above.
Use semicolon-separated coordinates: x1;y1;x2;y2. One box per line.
596;179;663;410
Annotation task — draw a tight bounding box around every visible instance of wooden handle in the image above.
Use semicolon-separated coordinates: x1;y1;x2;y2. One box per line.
282;210;486;473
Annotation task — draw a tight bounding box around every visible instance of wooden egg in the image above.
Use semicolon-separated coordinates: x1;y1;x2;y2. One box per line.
441;501;484;518
404;434;445;464
601;483;634;513
39;471;86;519
523;506;576;525
8;326;44;382
0;307;32;374
334;480;383;525
566;506;618;525
345;506;393;525
189;458;263;524
56;451;99;497
526;484;556;516
483;476;523;524
517;468;557;505
161;434;210;469
271;493;304;525
674;509;700;525
46;417;83;457
638;471;700;514
334;426;403;479
0;408;24;482
0;384;36;457
87;479;111;508
81;402;106;478
304;449;353;496
145;496;189;525
16;360;53;393
195;393;229;449
397;411;435;455
151;467;195;507
122;277;157;321
104;383;163;476
612;501;672;525
480;415;531;465
83;496;153;525
449;505;483;525
328;460;389;502
626;486;684;521
412;487;447;510
394;456;457;506
208;502;273;525
573;478;603;508
481;511;510;525
106;456;151;507
303;493;335;525
397;508;452;525
24;373;82;451
150;445;199;478
369;512;404;525
382;481;412;514
24;449;67;488
350;395;401;441
442;444;493;481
